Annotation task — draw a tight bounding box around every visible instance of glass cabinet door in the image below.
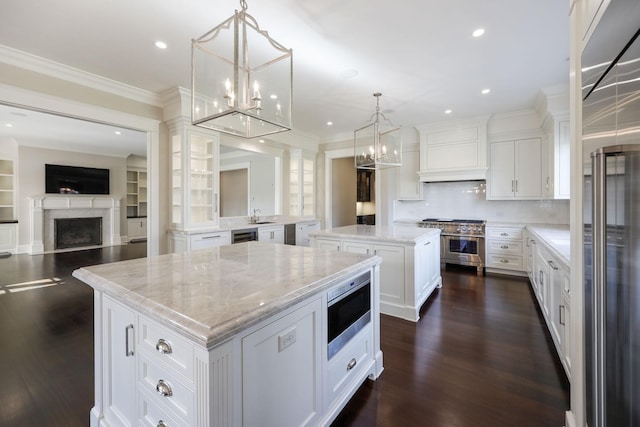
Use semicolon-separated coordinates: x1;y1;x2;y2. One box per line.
189;133;215;226
289;150;315;217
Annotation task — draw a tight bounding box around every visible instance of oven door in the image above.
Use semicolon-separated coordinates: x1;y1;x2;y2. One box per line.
442;235;485;267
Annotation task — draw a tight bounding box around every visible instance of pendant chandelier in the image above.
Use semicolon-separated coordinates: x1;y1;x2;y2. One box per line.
354;93;402;169
191;0;293;139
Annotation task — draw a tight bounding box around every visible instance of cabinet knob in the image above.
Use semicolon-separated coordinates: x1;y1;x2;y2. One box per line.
347;358;357;371
501;245;509;249
500;259;509;263
155;338;173;354
157;421;168;427
156;379;173;397
500;232;509;237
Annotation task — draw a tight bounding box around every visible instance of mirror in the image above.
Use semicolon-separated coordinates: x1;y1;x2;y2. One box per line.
219;140;283;217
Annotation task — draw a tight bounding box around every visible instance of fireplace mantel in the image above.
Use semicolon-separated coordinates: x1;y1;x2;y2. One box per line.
28;195;121;254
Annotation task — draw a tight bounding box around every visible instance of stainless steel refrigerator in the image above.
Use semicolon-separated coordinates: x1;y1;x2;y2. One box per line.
582;1;640;426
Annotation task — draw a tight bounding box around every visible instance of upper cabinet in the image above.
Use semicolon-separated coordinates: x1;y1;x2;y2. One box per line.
487;138;543;200
169;119;220;230
397;143;423;200
416;116;489;182
289;149;315;217
543;117;570;199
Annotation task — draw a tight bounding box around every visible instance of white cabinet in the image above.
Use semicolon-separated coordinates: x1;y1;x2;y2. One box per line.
0;223;17;253
127;217;147;241
101;294;137;427
543;118;570;199
242;299;322;427
416;117;489;182
312;232;441;322
485;225;525;273
296;221;320;246
397;143;423;200
289;149;315;217
488;138;542;200
258;225;285;244
526;230;571;379
168;230;231;253
170;120;220;230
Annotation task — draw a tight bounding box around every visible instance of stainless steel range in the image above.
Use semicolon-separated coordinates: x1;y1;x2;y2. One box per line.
418;218;486;275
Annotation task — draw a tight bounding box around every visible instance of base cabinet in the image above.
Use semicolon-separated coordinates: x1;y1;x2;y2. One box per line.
525;228;571;380
92;273;379;427
0;223;17;253
168;230;231;253
296;221;320;246
313;232;441;322
485;225;526;273
257;225;285;244
127;218;147;241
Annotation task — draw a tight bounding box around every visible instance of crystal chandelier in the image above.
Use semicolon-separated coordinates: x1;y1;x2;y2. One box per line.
191;0;293;139
354;93;402;169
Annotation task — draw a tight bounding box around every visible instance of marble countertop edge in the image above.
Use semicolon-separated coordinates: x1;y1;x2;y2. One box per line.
73;255;381;349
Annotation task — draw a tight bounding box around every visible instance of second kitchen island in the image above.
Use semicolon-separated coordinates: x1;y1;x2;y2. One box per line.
73;241;382;427
311;224;442;322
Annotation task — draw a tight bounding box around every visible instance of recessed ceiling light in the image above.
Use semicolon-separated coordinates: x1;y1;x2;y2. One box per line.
327;121;333;126
270;94;278;100
155;41;168;49
481;88;491;94
114;131;122;135
444;109;452;114
5;123;14;127
258;139;265;143
472;28;485;38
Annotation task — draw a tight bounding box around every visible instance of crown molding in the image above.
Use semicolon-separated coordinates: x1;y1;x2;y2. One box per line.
0;44;162;107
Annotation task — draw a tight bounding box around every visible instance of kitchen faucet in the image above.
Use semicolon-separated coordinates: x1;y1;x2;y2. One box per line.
251;209;261;224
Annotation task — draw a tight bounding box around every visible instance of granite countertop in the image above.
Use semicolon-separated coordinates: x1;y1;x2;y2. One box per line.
72;241;379;349
311;224;440;245
526;224;570;268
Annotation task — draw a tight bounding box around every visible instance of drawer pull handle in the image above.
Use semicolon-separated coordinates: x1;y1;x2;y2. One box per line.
157;421;168;427
156;379;173;397
155;338;173;355
500;259;509;263
500;232;509;237
202;235;221;240
500;245;509;249
548;260;559;270
347;358;357;371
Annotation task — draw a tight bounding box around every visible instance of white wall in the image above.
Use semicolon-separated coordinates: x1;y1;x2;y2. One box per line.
394;180;569;224
17;145;127;247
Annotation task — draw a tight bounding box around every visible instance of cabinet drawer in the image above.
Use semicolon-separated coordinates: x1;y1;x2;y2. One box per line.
327;324;373;403
139;354;195;424
486;254;524;271
486;227;523;240
139;316;194;381
190;231;231;249
139;388;190;427
487;239;523;256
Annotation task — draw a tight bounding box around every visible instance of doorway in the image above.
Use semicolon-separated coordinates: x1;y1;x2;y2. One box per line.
220;168;249;217
331;157;356;227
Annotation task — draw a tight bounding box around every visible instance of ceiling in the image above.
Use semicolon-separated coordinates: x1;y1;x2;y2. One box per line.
0;0;570;156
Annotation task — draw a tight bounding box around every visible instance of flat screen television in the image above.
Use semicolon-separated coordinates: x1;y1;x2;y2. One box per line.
45;164;110;195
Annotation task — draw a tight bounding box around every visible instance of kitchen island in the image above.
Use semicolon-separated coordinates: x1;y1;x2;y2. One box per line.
73;241;383;427
311;224;441;322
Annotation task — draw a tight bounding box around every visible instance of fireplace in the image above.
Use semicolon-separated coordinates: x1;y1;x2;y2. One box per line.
28;195;121;254
55;217;103;249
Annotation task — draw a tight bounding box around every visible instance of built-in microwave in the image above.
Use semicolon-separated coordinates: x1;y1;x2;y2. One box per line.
327;271;371;360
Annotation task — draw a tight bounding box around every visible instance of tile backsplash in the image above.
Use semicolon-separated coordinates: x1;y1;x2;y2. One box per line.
394;181;569;224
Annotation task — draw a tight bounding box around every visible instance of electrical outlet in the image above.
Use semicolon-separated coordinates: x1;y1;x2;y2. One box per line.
278;327;296;352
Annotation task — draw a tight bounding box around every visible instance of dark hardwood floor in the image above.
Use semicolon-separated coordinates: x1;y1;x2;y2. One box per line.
0;248;569;426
